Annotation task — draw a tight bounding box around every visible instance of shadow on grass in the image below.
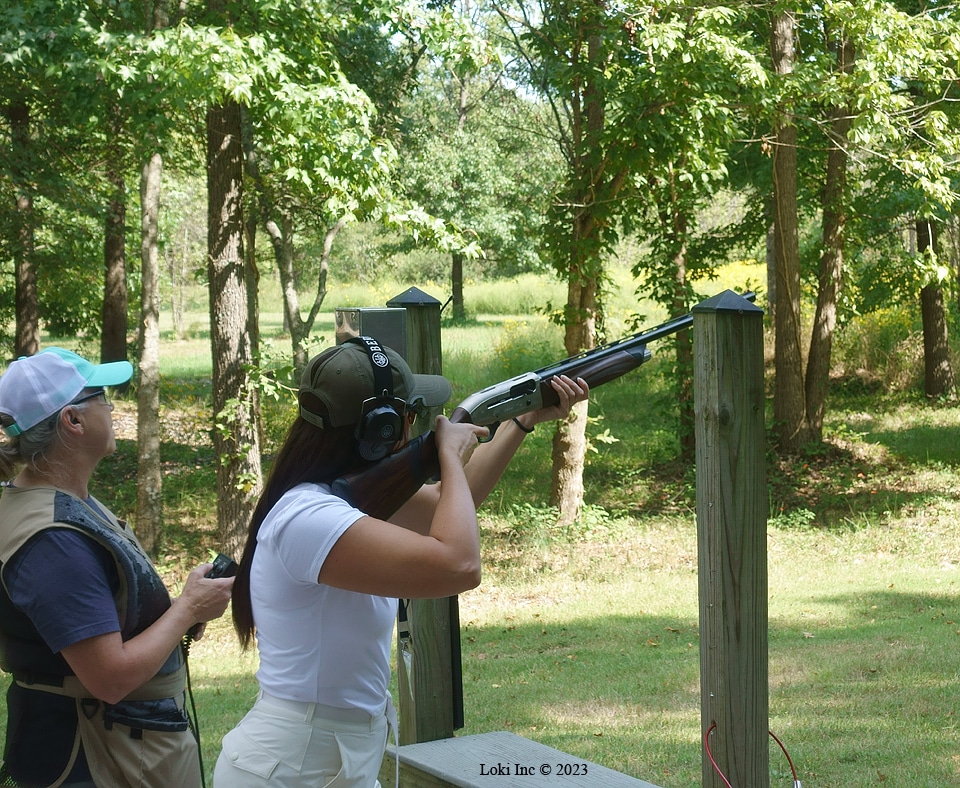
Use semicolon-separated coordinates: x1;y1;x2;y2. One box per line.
767;586;960;787
767;436;956;530
457;610;702;785
448;585;960;787
0;586;953;787
860;422;960;465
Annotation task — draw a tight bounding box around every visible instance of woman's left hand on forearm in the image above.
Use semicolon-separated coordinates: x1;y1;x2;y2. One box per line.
526;375;589;428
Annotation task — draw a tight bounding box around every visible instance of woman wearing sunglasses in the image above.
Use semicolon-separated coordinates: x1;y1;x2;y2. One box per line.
0;347;233;787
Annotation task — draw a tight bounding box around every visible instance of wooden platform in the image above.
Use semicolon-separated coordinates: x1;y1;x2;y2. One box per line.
378;730;663;788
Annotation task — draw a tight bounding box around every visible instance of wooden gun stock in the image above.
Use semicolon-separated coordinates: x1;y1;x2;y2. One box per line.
331;412;458;522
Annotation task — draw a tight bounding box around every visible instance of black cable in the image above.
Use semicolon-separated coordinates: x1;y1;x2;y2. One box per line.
181;637;206;788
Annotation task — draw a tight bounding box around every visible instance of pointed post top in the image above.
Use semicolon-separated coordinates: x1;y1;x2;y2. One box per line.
386;286;443;308
692;289;763;315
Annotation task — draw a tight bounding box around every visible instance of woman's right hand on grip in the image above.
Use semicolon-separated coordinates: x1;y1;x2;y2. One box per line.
434;415;489;468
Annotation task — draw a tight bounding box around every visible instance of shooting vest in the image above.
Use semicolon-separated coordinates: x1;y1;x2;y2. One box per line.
0;484;199;788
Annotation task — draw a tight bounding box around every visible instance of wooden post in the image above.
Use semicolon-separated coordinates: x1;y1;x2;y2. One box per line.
693;290;768;788
386;287;463;744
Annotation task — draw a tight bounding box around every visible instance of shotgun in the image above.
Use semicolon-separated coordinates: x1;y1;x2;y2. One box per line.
331;293;754;519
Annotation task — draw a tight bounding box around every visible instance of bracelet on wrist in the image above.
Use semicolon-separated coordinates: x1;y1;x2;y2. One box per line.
512;417;535;434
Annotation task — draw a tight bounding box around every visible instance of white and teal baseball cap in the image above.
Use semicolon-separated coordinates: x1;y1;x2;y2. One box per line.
0;347;132;437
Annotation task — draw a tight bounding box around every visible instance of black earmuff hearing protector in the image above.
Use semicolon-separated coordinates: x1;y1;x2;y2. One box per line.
348;336;405;462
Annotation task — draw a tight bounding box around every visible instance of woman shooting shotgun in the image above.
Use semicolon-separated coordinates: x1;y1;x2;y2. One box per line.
215;336;587;787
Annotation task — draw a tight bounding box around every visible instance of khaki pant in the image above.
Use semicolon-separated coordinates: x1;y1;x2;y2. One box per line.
214;692;391;787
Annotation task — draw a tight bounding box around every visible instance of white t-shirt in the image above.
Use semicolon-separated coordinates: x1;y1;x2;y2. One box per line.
250;482;396;716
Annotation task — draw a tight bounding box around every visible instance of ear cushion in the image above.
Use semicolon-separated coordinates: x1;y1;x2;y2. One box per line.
356;404;402;461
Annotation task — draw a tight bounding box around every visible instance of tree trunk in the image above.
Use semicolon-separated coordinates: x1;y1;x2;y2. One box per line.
242;120;334;375
550;271;594;524
765;200;776;326
269;211;303;355
664;194;694;462
675;305;694;463
5;102;39;358
137;153;163;557
207;98;262;558
266;208;338;374
917;220;955;400
770;10;812;451
654;167;695;461
452;64;468;323
805;34;854;439
549;10;607;525
451;251;465;322
166;243;185;339
241;105;261;377
102;164;129;381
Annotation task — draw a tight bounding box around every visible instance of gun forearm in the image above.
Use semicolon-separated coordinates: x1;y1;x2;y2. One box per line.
456;344;651;428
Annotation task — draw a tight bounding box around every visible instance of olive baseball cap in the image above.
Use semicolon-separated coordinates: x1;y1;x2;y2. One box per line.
0;347;133;437
299;339;451;429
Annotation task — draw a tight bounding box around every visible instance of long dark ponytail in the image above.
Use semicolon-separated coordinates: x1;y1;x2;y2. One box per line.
231;417;368;649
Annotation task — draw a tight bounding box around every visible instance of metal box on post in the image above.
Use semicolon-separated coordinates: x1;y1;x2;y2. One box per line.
334;307;407;356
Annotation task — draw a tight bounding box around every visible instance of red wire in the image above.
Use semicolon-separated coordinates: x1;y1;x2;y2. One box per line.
704;722;800;786
704;723;735;788
769;729;800;782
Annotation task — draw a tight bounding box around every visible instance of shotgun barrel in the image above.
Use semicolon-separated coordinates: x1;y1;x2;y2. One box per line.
331;293;753;519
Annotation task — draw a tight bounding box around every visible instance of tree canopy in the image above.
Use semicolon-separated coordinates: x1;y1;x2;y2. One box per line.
2;0;960;535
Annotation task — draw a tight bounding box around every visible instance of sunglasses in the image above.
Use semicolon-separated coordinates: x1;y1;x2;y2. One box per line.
71;389;111;407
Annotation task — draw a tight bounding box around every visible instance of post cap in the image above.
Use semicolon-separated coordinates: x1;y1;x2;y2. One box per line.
386;286;442;308
692;289;763;315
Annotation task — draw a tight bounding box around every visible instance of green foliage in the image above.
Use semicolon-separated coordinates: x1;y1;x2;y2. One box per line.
212;337;305;472
35;206;106;336
396;59;561;279
212;398;260;494
768;505;816;530
624;5;768;303
485;501;631;556
832;307;926;393
492;318;565;377
0;0;488;360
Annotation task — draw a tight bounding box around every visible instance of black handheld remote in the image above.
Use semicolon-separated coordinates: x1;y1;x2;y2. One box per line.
185;553;238;642
206;552;238;579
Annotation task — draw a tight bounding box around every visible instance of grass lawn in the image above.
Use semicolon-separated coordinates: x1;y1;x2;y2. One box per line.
2;268;959;787
185;483;960;787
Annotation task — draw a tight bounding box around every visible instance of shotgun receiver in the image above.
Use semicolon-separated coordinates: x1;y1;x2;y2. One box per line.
331;294;753;519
